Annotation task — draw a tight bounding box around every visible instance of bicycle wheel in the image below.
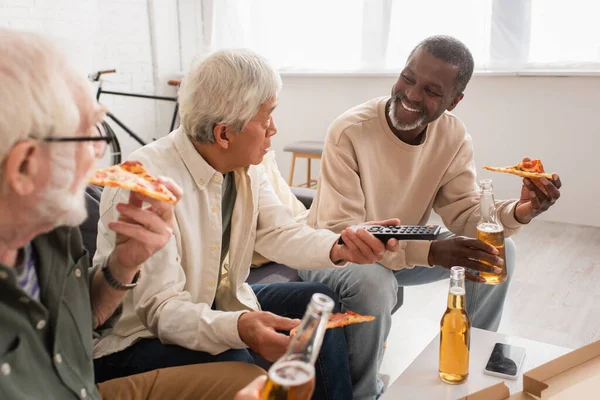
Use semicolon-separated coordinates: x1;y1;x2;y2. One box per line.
98;120;121;165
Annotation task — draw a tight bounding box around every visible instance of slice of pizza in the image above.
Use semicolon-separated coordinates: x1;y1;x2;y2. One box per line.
482;158;553;195
290;311;375;337
89;161;178;204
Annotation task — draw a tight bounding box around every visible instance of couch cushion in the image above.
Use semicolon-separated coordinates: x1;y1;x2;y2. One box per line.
246;262;301;284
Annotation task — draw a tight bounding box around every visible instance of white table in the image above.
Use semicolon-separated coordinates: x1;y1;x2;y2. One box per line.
382;328;571;400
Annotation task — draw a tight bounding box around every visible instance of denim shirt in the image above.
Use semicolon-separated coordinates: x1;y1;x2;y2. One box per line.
0;227;101;400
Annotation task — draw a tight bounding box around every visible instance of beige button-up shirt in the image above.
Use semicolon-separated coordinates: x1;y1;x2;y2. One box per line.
93;128;341;357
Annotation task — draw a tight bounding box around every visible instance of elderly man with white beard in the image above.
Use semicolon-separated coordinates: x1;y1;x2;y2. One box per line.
0;28;268;400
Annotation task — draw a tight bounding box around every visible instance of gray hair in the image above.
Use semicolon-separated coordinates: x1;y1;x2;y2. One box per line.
409;35;474;95
0;28;91;166
178;49;282;144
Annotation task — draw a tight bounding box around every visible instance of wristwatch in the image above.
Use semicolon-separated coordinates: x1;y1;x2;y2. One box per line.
101;261;140;290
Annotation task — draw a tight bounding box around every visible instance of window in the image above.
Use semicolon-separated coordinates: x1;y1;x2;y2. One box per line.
182;0;600;74
385;0;492;70
528;0;600;67
210;0;365;70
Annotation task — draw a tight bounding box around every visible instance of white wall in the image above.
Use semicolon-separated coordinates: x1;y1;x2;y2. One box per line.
0;0;157;160
273;75;599;227
2;2;596;227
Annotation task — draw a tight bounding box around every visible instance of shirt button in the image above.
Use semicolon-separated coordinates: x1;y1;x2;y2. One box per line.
0;270;8;279
36;320;46;330
19;296;30;304
80;388;87;398
208;280;216;287
212;205;219;213
199;178;205;185
214;175;222;183
1;363;10;376
55;353;63;364
210;244;218;252
75;268;82;278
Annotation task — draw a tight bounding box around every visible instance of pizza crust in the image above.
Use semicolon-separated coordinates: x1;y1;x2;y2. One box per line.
482;165;553;179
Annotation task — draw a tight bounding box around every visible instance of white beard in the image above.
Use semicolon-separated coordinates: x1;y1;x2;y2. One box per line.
36;145;90;228
388;96;427;131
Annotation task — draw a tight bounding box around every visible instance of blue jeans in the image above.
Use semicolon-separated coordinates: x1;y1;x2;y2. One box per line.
299;234;516;400
93;282;352;400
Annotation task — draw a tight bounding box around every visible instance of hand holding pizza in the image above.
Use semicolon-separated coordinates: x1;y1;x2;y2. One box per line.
89;161;183;281
513;158;562;224
107;176;183;280
483;157;562;225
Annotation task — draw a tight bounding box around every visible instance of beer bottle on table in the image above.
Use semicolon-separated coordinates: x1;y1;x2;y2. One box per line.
260;293;334;400
439;266;471;384
476;178;507;284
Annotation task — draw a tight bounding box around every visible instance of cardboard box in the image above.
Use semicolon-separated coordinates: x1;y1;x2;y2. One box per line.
459;339;600;399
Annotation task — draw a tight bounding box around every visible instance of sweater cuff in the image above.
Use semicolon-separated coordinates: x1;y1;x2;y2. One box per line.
325;235;350;268
405;240;433;267
500;201;524;229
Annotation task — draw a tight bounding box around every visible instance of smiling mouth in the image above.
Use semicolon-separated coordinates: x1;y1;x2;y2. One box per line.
400;100;421;113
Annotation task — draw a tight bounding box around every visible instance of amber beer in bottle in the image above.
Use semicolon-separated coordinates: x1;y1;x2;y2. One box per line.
260;293;333;400
476;178;507;284
439;266;471;384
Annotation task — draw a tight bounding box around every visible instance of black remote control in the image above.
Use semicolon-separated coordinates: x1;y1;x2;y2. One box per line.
337;225;442;245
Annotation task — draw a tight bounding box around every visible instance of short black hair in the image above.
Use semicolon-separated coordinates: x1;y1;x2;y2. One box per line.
408;35;474;95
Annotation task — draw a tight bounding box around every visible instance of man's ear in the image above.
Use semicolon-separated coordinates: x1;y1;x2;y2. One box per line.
4;141;44;196
213;123;233;149
447;93;464;111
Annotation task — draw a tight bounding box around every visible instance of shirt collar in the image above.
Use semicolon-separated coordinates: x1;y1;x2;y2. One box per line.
173;128;219;189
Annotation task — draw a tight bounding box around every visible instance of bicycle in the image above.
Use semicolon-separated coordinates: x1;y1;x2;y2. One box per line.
89;69;181;165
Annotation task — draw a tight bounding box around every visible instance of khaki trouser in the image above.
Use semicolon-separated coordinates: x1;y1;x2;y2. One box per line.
97;362;266;400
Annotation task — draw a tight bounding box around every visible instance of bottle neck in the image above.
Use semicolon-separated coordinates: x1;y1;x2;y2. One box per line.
447;274;466;310
281;295;332;365
480;189;499;223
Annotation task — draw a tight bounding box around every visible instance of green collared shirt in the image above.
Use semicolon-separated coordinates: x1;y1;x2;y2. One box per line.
0;227;101;400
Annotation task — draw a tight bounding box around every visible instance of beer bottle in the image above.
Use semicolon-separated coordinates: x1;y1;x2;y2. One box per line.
476;178;507;284
439;266;471;384
260;293;334;400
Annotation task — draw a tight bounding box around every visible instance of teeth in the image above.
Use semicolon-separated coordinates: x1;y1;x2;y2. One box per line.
401;100;420;113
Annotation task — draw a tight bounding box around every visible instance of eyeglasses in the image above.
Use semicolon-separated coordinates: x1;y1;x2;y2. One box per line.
34;123;113;158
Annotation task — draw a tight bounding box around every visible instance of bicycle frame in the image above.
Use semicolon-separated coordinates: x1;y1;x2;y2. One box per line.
95;84;179;146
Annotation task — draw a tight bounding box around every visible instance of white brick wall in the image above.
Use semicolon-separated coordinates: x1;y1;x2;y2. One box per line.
0;0;164;160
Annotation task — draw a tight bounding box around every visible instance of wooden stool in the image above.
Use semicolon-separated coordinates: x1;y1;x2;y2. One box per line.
283;140;324;188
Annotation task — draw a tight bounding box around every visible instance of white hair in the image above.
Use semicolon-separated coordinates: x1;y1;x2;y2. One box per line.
178;49;282;144
0;28;93;173
0;28;96;227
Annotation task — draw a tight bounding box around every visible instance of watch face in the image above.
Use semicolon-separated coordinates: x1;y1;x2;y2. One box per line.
102;263;139;290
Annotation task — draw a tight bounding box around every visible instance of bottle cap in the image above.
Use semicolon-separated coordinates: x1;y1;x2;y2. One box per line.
479;179;493;191
450;266;465;280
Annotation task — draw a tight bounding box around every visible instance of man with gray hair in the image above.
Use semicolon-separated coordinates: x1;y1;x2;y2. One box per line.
0;28;270;400
92;49;400;399
301;35;563;399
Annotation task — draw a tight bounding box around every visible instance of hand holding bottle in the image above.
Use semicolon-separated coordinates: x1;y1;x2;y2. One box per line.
234;375;268;400
428;237;503;283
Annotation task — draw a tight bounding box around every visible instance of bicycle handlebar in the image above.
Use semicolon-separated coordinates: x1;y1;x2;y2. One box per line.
90;69;117;82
